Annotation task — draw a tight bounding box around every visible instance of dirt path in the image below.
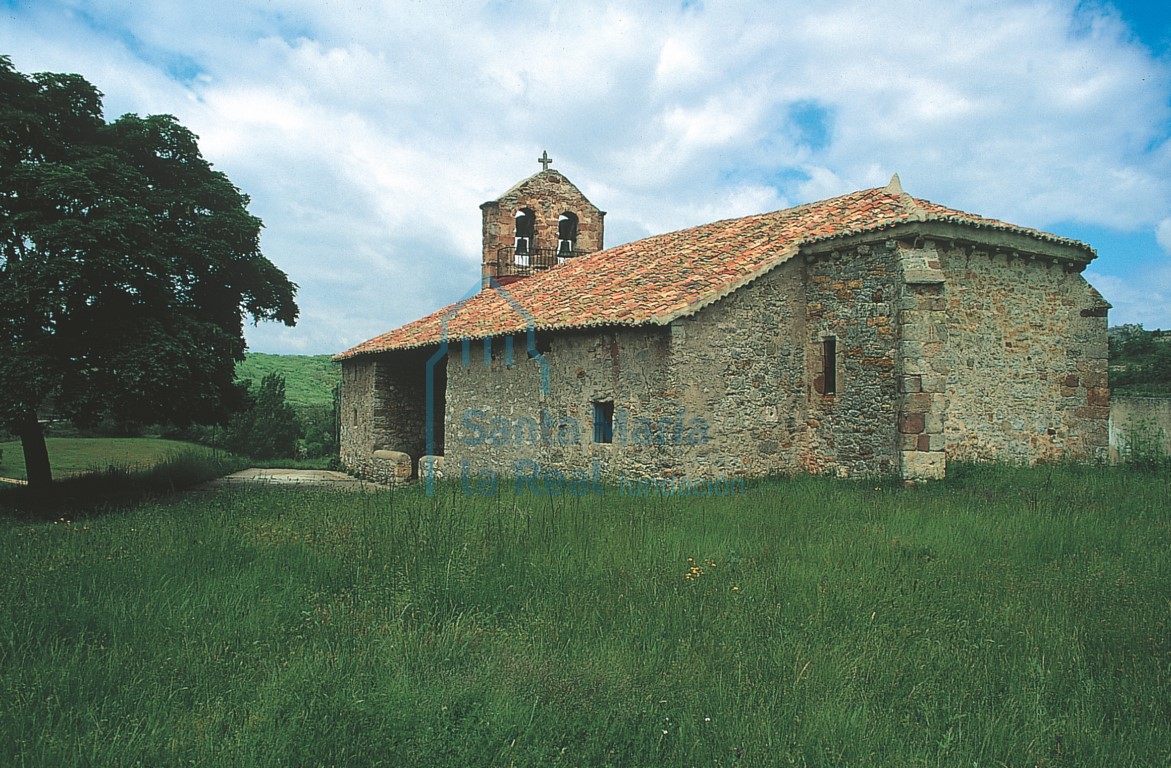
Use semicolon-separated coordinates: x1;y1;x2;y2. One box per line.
200;468;388;492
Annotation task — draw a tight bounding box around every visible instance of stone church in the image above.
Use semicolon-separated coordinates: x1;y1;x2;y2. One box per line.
336;157;1109;485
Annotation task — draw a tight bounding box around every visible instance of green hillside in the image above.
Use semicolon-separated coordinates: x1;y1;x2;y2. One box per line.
235;353;340;409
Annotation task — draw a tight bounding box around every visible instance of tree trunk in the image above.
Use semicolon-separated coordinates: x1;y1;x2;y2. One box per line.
17;416;52;489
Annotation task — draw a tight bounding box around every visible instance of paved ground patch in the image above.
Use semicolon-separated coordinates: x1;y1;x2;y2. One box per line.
202;468;388;492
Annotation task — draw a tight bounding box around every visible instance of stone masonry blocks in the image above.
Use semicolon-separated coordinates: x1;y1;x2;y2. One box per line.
897;246;949;480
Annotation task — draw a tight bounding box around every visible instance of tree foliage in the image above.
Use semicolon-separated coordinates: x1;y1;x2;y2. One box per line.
0;56;298;486
1110;326;1171;396
224;374;302;460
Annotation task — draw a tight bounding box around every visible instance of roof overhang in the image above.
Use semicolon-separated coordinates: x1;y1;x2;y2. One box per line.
797;220;1096;269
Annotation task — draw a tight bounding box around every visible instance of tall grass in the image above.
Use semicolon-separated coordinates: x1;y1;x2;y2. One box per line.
1;464;1167;766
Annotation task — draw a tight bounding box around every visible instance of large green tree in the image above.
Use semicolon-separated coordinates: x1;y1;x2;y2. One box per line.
0;56;298;488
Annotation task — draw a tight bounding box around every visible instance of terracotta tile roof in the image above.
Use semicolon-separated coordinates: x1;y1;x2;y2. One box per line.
336;185;1094;359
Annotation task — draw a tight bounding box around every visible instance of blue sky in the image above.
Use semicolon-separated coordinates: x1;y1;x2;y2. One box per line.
2;0;1169;353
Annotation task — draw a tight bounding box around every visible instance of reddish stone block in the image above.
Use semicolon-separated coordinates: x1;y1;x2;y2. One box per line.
1081;371;1108;388
1087;387;1109;407
899;412;925;434
1074;406;1110;420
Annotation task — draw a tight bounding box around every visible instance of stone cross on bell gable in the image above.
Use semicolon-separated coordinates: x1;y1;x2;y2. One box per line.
538;150;553;171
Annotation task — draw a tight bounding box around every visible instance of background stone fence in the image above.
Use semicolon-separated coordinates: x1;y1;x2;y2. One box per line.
1109;396;1171;463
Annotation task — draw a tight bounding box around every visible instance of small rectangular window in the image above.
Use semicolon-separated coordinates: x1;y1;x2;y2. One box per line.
593;400;614;444
823;337;837;396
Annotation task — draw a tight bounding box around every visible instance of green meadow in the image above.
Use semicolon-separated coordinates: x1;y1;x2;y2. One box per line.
1;463;1168;766
0;437;221;482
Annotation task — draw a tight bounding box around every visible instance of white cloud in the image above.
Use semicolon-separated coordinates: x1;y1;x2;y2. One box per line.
1157;219;1171;253
1085;266;1171;329
2;0;1170;350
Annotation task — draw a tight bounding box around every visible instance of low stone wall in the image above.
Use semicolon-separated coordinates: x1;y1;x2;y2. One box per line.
346;449;413;485
1109;396;1171;463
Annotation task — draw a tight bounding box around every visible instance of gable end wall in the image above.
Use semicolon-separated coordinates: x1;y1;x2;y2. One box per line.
940;245;1108;463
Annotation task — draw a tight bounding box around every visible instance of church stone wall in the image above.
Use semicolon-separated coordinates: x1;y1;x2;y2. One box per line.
441;336;546;477
803;243;902;477
444;326;686;486
339;358;376;472
940;246;1109;463
669;262;809;478
446;260;819;485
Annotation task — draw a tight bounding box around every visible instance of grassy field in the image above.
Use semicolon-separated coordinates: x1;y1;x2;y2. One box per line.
0;437;220;482
1;464;1168;766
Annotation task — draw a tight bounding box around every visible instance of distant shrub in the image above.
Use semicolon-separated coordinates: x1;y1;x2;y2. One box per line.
1110;325;1171;395
297;397;339;460
156;380;339;462
223;374;302;460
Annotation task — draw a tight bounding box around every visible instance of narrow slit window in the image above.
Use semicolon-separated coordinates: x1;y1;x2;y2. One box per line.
593;400;614;444
823;337;837;396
